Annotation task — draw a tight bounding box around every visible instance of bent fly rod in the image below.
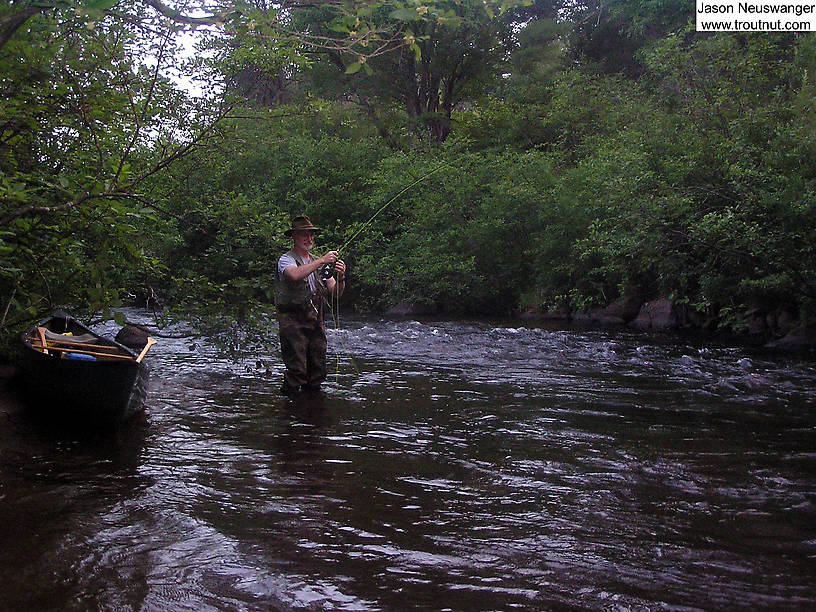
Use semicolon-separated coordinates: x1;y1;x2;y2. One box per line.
338;159;454;256
316;158;454;281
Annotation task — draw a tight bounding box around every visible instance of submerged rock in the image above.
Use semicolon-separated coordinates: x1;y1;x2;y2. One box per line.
573;309;625;326
385;301;437;316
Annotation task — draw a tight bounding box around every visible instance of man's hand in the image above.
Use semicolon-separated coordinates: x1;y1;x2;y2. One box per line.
321;251;339;265
335;259;346;280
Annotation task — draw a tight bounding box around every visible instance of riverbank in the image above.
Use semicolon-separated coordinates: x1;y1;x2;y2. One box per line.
530;296;816;352
383;296;816;353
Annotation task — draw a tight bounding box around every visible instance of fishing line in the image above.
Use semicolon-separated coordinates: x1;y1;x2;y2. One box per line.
328;278;358;381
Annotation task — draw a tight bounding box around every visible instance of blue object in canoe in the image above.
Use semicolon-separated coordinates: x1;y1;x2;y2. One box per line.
65;353;96;361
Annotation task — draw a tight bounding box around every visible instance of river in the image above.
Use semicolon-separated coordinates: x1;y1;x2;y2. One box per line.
1;315;814;610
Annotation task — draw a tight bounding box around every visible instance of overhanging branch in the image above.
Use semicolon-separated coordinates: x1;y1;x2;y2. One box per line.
0;5;42;50
141;0;232;26
0;190;134;226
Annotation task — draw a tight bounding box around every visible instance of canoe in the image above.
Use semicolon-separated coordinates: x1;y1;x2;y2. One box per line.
18;313;156;426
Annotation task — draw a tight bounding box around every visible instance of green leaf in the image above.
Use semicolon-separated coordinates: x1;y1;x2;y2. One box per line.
389;8;421;21
114;311;126;326
345;62;362;74
84;0;120;11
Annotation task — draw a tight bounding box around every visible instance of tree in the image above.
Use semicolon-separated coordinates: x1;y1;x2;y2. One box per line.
0;1;230;345
567;0;693;77
224;0;546;144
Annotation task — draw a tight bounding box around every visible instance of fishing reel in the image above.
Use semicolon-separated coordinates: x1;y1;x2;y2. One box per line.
320;263;334;281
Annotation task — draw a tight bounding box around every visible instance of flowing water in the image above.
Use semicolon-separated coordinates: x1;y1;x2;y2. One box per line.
1;315;815;611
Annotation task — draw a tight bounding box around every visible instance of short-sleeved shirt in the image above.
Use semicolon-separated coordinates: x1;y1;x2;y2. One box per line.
278;252;318;292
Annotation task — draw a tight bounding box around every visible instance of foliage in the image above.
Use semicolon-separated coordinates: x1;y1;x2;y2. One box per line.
567;0;694;77
343;148;551;313
530;32;816;323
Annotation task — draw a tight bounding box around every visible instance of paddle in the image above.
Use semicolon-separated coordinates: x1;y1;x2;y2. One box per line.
37;327;49;355
135;337;157;363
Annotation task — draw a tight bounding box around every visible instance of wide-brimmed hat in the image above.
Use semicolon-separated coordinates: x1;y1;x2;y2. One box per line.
284;215;322;237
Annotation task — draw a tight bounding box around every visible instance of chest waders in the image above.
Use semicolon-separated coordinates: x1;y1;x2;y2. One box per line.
275;250;329;393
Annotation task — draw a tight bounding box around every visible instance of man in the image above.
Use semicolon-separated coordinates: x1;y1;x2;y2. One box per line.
275;216;346;394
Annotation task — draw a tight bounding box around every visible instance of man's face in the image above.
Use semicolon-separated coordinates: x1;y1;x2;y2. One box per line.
292;229;316;252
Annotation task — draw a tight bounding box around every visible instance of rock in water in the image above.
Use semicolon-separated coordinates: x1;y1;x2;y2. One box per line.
115;324;151;350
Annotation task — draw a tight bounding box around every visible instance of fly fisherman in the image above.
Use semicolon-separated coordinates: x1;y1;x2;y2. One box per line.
275;216;346;395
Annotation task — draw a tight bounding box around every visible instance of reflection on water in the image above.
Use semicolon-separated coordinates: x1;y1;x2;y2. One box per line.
1;315;815;610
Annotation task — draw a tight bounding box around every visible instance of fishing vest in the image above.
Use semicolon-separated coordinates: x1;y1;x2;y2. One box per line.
275;250;327;313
